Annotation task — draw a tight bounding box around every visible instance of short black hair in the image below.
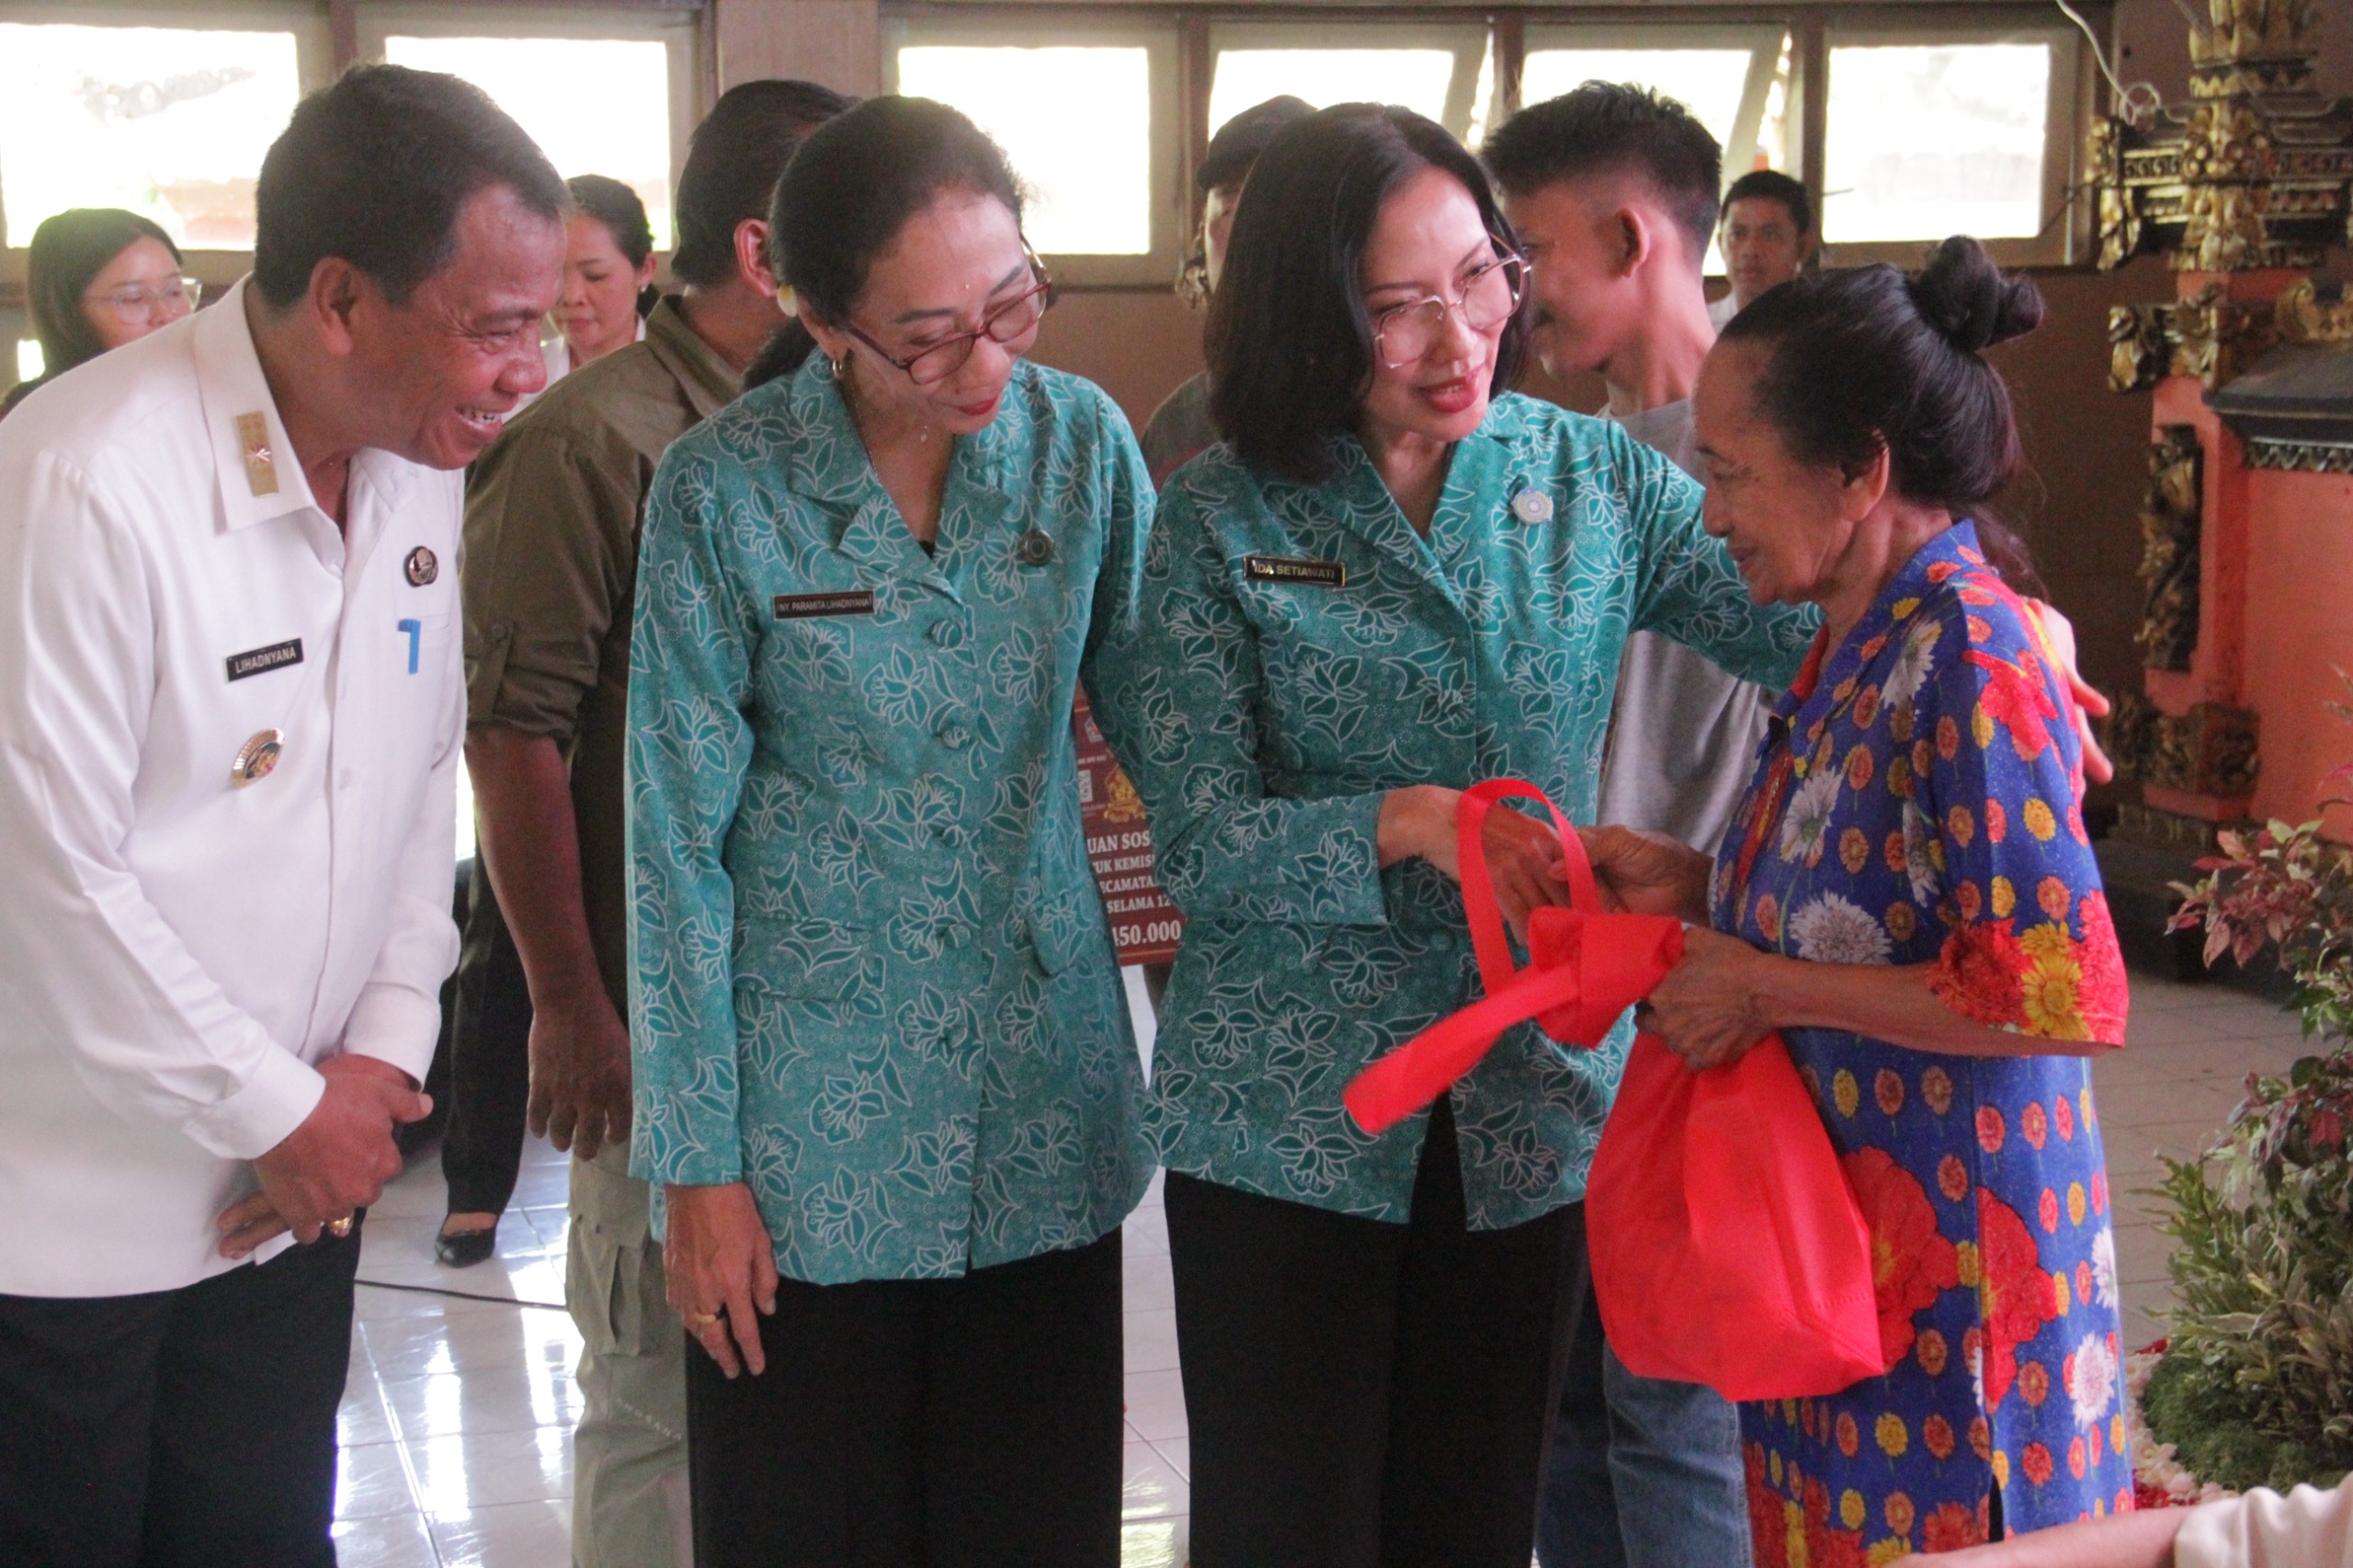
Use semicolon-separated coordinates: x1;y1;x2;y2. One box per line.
1483;82;1722;262
755;95;1025;384
1199;95;1315;192
1722;169;1813;238
673;79;857;288
1720;236;2043;512
26;209;181;377
253;63;565;309
1208;104;1526;485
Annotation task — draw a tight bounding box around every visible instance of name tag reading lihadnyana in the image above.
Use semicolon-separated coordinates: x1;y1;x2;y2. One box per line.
225;638;303;682
1244;555;1347;588
773;590;877;620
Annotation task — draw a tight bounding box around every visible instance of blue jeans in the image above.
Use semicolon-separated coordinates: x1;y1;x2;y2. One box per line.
1538;1315;1752;1568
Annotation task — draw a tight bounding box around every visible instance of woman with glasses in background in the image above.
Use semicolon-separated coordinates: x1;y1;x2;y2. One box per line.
628;95;1153;1566
1089;104;1818;1567
3;209;197;419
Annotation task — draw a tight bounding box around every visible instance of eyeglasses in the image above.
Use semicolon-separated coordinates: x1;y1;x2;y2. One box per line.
85;277;201;326
841;256;1058;387
1369;252;1527;369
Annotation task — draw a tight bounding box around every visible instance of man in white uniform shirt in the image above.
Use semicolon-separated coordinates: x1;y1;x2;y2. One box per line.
0;65;563;1564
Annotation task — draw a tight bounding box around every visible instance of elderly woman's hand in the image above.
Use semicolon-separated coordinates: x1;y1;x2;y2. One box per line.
1642;927;1779;1071
1379;784;1574;941
1578;824;1712;922
665;1181;779;1378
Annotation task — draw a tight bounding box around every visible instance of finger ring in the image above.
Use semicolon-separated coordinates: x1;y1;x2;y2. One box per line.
327;1216;354;1237
688;1310;720;1326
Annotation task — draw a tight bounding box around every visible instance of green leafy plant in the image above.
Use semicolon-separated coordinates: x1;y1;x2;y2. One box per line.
2143;674;2353;1493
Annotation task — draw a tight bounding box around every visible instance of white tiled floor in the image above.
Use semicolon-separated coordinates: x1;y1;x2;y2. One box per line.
332;968;2309;1566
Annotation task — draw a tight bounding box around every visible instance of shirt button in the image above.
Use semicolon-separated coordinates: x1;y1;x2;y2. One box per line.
938;722;972;750
927;619;963;648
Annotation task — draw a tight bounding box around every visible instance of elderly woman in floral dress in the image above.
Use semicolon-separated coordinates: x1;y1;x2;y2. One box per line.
1586;237;2133;1562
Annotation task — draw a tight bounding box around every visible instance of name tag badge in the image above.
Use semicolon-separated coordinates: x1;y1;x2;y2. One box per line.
774;590;878;620
1243;555;1348;589
224;638;302;682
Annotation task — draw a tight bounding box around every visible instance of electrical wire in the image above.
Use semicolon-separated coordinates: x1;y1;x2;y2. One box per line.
357;1277;568;1312
2054;0;2165;125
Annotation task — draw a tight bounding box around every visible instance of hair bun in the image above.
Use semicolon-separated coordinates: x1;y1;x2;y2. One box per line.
1908;235;2043;353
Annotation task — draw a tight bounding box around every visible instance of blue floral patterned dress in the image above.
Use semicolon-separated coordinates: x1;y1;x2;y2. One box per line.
1709;524;2135;1560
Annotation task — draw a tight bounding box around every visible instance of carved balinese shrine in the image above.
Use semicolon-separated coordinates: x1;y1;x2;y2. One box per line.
2094;0;2353;972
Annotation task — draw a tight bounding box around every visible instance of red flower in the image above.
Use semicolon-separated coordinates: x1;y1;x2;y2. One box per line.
1933;921;2028;1029
1844;1147;1961;1363
2023;1442;2055;1486
1924;1414;1957;1460
2091;1170;2108;1214
1938;715;1961;761
1803;1477;1865;1568
2018;1359;2050;1406
1745;1445;1788;1568
1967;647;2061;760
1836;1411;1859;1458
1985;797;2008;843
1977;1106;2007;1153
2074;892;2131;1043
2076;1260;2096;1307
2069;1437;2088;1479
2023;1102;2050;1150
1979;1189;2059;1411
1938;1153;1971;1202
1923;1501;1986;1551
2054;1093;2075;1142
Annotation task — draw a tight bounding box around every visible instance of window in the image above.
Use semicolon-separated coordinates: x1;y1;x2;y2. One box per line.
364;6;696;251
1210;22;1489;142
896;44;1155;256
16;339;41;383
0;18;308;249
1822;27;2081;258
1518;26;1791;184
883;17;1180;284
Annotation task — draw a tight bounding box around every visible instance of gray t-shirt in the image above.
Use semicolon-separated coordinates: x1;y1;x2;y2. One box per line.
1594;398;1779;855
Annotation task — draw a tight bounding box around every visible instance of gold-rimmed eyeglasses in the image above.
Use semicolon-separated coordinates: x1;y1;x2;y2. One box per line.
85;276;201;327
840;252;1058;387
1369;252;1527;369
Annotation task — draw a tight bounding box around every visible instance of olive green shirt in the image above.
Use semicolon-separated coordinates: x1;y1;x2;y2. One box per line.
461;296;744;1009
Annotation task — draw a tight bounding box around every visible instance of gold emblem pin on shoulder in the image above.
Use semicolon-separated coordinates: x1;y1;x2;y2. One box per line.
404;546;438;586
233;413;279;498
231;728;284;788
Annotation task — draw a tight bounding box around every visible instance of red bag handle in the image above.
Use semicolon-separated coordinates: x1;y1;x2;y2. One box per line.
1454;778;1597;991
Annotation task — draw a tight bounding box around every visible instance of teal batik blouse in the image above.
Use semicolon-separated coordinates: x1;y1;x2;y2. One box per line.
1090;393;1817;1230
627;355;1154;1284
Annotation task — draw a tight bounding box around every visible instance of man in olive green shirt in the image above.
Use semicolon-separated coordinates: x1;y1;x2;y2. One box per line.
459;80;852;1568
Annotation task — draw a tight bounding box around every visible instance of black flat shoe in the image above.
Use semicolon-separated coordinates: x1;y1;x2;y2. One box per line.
434;1225;497;1267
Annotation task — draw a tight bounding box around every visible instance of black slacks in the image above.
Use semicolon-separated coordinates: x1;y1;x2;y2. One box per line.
1167;1100;1588;1568
0;1222;363;1568
685;1227;1125;1568
439;861;534;1216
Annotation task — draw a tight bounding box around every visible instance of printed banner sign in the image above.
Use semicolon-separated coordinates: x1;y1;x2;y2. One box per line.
1072;689;1183;967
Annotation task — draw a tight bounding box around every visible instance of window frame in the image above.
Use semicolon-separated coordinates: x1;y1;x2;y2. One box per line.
882;10;1184;288
1816;12;2091;268
0;0;335;294
359;2;704;251
1517;21;1790;187
1207;17;1492;144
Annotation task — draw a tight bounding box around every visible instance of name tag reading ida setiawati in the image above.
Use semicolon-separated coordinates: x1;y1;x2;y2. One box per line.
1243;555;1347;588
773;590;877;620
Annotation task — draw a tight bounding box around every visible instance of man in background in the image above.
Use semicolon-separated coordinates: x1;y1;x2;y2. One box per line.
459;77;854;1568
1485;82;1764;1568
0;64;563;1563
1711;167;1815;328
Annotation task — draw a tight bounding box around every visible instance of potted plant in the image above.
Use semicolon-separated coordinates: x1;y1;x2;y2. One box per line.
2132;682;2353;1500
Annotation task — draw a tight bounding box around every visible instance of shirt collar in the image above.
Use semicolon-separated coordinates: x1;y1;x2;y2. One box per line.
642;296;745;424
1772;517;1987;737
191;277;322;532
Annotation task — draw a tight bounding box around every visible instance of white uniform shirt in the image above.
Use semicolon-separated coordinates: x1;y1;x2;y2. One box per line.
0;279;463;1297
2178;1481;2353;1567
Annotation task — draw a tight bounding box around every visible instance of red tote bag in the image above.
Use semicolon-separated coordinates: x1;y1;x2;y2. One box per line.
1344;780;1890;1403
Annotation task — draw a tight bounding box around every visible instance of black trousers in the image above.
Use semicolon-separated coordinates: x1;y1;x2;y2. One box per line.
439;860;534;1216
1167;1101;1588;1568
685;1228;1125;1568
0;1223;363;1567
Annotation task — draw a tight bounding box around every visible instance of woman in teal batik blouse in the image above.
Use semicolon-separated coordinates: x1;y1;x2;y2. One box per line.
1088;104;1817;1568
627;97;1151;1566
